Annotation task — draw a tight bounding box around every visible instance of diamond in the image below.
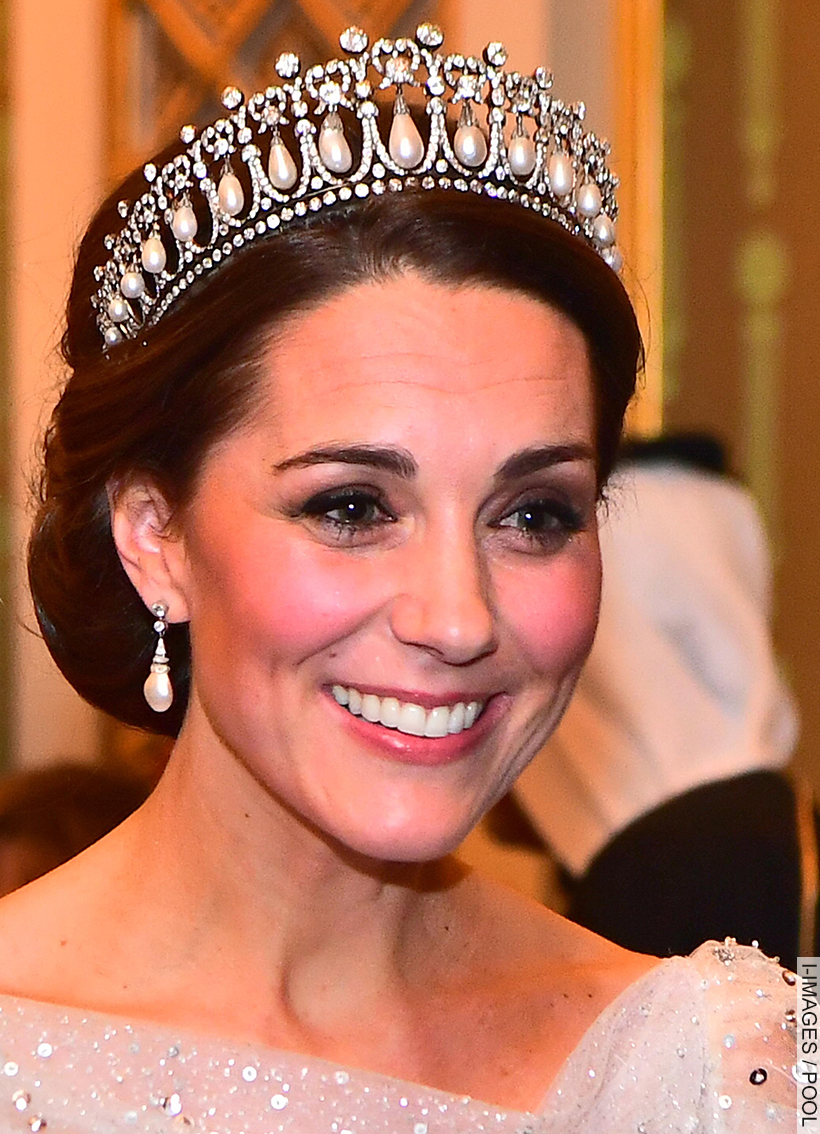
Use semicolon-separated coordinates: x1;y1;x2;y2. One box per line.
276;53;300;79
179;125;196;144
117;200;129;218
319;81;342;106
221;86;243;111
339;27;368;54
484;42;508;66
416;23;444;48
385;58;412;84
143;163;157;182
427;74;446;96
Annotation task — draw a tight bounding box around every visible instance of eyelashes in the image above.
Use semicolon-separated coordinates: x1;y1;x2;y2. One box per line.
496;498;585;549
292;485;587;552
295;488;397;541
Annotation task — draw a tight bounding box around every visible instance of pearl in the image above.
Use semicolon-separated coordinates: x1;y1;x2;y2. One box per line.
218;171;244;216
508;132;536;177
454;124;487;168
171;204;198;242
388;97;424;169
576;180;602;218
120;271;145;299
319;113;353;174
592;212;616;247
107;296;129;322
141;236;167;274
268;139;298;189
144;669;173;713
548;152;574;197
602;245;623;271
103;326;123;347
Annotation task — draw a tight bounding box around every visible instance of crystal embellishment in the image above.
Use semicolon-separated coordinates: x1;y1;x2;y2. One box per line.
221;86;243;110
340;26;368;54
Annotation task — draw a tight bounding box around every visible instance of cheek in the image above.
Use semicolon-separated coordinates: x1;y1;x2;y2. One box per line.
186;528;391;664
497;546;601;676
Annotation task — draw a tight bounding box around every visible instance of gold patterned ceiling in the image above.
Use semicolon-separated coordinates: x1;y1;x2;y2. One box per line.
107;0;438;179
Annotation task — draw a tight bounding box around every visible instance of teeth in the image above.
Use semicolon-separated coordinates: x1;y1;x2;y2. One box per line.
447;702;465;734
331;686;484;738
361;693;381;722
464;702;480;728
379;697;400;728
398;703;426;736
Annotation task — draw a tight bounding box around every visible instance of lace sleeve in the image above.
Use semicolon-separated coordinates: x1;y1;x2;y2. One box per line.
690;939;797;1130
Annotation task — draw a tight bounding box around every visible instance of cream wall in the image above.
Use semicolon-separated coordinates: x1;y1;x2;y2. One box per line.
8;0;105;766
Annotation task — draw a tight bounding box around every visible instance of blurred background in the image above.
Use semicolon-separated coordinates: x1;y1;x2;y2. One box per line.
0;0;817;846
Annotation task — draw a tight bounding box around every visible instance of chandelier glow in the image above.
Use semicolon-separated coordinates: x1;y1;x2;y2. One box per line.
94;23;622;351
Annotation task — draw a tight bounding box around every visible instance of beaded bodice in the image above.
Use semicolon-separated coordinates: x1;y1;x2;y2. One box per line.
0;941;797;1132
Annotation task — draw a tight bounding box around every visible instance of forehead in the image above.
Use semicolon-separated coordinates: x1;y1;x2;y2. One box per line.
255;274;594;457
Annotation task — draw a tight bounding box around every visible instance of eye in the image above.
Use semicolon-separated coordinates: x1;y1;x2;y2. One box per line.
496;497;584;550
297;488;396;540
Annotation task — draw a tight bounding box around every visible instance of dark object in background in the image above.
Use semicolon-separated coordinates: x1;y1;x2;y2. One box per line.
564;770;811;972
0;763;150;897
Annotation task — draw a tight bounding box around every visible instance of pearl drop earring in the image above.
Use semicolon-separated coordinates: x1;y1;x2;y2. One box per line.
144;602;173;713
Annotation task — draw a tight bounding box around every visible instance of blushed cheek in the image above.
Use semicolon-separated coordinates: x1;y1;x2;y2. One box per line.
500;555;601;678
193;536;393;665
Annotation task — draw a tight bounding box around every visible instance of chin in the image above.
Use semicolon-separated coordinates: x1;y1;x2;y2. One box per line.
327;808;477;865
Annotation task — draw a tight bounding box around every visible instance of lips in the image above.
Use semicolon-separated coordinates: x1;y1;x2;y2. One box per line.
331;685;484;738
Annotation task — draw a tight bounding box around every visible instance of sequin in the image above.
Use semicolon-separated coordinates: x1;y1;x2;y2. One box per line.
750;1068;768;1085
161;1093;183;1116
271;1094;288;1110
36;1043;53;1058
12;1089;31;1110
718;1094;732;1108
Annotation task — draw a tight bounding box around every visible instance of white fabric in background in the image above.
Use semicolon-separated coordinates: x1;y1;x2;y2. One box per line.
515;463;799;876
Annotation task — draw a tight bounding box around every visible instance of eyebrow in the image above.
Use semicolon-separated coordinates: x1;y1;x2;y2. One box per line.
273;441;594;482
273;444;418;478
493;443;596;484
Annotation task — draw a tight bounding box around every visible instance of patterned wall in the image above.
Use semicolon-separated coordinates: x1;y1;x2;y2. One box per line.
0;0;9;769
107;0;440;179
663;0;820;786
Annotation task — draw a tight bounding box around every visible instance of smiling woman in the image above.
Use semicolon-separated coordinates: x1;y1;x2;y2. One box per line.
0;24;797;1134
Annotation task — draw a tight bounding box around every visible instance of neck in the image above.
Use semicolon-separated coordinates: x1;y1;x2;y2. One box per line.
79;722;469;1042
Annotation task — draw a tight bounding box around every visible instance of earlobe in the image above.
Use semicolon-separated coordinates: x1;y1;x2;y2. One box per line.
109;480;190;623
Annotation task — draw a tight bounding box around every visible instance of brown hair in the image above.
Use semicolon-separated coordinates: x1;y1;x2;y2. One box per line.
28;155;642;738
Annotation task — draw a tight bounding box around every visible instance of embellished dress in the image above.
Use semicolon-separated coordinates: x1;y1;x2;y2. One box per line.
0;942;797;1132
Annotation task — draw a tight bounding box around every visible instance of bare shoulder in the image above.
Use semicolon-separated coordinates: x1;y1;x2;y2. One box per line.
0;836;121;1002
453;866;658;980
409;868;661;1108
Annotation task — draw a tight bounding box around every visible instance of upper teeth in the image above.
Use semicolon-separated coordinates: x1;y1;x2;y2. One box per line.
331;686;484;738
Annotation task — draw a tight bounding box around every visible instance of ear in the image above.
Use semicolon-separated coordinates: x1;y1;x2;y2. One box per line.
109;479;190;623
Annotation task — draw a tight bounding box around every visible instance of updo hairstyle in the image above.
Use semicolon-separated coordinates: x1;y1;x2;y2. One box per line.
28;147;643;738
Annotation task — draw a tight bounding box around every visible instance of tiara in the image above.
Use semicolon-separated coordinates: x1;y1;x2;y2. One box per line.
94;23;622;351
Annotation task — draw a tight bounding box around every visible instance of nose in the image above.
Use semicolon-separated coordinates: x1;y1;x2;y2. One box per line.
389;523;498;665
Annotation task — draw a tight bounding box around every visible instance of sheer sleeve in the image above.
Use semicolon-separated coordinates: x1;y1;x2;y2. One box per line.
688;939;797;1129
538;940;796;1132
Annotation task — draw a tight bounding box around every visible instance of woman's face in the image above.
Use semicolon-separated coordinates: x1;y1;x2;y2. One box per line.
163;273;601;861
